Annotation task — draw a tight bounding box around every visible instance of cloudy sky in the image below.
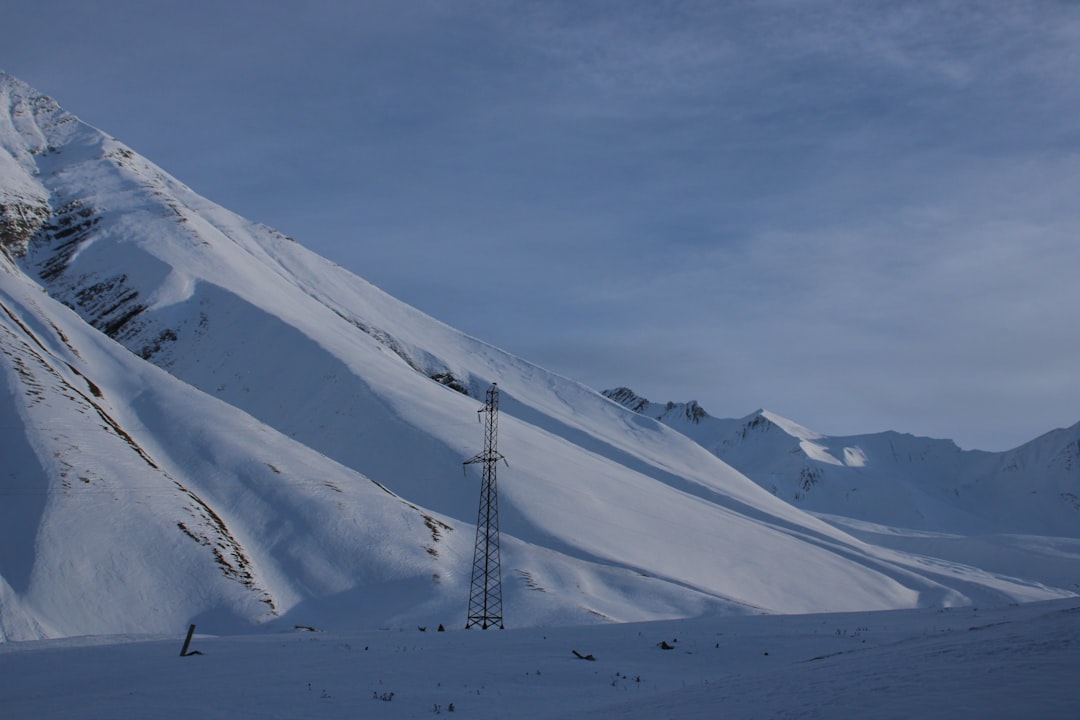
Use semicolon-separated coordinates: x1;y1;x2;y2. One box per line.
5;1;1080;450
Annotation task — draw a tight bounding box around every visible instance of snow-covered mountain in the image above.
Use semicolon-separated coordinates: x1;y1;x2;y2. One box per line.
604;387;1080;595
1;71;1075;641
603;387;1080;536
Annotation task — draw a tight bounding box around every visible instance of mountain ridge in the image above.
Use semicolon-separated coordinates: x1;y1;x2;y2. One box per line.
603;386;1080;536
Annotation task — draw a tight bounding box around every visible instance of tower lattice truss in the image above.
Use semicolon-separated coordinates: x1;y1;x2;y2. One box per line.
464;383;506;629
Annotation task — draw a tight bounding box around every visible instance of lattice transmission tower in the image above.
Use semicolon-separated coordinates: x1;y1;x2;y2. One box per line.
463;383;507;629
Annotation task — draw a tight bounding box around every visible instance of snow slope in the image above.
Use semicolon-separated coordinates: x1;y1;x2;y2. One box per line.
1;71;1075;641
2;598;1078;719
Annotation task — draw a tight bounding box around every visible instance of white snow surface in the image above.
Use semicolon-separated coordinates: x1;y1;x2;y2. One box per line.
2;599;1078;719
1;68;1078;661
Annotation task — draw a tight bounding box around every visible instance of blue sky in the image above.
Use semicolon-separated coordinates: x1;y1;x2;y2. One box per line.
4;1;1079;449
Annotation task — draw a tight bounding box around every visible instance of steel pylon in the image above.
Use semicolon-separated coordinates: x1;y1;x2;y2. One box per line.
463;383;506;629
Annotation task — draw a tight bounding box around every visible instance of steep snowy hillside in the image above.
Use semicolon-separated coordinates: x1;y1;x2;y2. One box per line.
7;245;798;640
1;71;1074;640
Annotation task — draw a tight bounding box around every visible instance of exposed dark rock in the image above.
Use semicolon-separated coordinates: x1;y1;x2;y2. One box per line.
431;371;468;395
0;200;50;258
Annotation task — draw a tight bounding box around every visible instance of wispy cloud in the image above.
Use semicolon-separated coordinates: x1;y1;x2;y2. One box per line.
4;0;1079;449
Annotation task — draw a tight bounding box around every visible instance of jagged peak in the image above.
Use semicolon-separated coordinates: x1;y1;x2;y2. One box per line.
1;71;90;162
604;387;709;423
756;409;824;442
602;386;658;416
603;386;647;408
735;409;841;463
738;410;782;433
0;69;28;92
0;70;65;112
679;399;708;423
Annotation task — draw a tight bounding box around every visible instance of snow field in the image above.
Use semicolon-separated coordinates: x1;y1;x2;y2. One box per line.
1;598;1077;719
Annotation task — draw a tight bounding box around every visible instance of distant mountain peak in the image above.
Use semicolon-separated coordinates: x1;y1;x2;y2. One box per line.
603;387;708;424
603;386;649;412
750;409;825;442
613;387;1080;536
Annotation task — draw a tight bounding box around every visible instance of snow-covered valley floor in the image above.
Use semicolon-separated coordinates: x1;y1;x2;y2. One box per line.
3;597;1077;719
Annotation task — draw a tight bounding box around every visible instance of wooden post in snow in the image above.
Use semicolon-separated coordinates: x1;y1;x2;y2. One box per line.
180;624;196;656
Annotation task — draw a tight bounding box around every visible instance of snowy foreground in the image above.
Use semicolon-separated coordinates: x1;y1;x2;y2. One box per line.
2;598;1078;719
